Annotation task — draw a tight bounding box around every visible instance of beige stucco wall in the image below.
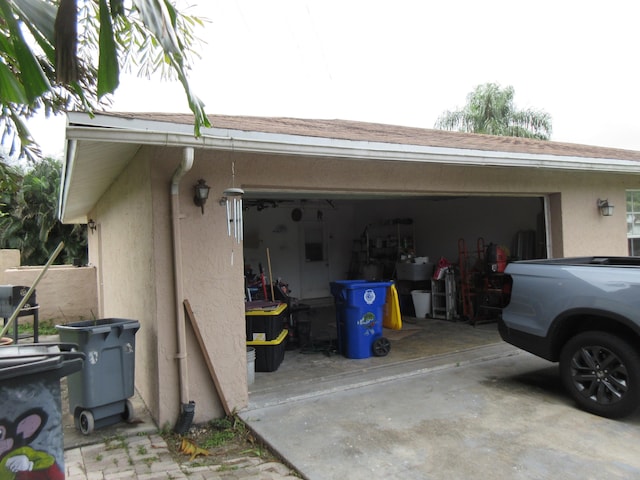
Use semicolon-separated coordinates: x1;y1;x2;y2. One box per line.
163;149;248;425
0;250;20;284
87;148;164;424
90;147;248;428
87;143;639;429
2;264;98;323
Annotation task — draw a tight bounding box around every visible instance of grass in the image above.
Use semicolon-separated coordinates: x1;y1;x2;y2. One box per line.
104;434;128;452
200;417;239;449
17;320;59;336
161;413;291;470
100;434;162;469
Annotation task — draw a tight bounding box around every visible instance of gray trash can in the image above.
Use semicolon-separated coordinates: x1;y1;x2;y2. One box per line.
56;318;140;435
0;343;83;477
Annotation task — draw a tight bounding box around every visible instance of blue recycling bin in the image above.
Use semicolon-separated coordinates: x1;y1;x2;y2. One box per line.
330;280;392;359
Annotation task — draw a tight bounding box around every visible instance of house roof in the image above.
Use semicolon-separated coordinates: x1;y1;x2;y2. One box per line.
93;111;640;162
60;112;640;224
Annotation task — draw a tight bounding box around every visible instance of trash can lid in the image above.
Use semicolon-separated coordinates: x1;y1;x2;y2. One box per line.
0;344;82;381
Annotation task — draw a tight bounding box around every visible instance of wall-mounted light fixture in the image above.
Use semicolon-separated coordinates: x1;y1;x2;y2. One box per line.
597;198;614;217
87;219;97;234
220;187;244;242
193;179;211;214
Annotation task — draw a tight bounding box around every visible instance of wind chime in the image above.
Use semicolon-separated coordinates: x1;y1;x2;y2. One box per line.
221;159;244;244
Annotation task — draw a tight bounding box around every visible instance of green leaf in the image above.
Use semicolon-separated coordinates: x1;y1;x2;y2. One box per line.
133;0;181;54
97;0;119;97
110;0;124;17
0;60;28;103
171;59;211;136
0;0;51;101
13;0;57;43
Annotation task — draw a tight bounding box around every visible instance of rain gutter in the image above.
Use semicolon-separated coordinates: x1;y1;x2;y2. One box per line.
64;124;640;175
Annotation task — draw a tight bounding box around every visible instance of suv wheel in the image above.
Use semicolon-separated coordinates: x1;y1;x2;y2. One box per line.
559;331;640;418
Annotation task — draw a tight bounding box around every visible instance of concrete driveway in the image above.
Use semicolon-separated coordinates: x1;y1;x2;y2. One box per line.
240;344;640;479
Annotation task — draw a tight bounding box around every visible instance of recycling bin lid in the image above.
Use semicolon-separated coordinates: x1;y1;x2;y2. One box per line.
341;281;393;289
0;343;84;381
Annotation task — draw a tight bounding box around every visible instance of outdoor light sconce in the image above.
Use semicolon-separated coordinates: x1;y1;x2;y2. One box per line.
87;219;97;234
193;179;211;214
220;187;245;243
597;198;615;217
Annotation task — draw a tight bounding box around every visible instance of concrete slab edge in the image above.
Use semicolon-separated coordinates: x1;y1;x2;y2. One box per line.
245;343;523;411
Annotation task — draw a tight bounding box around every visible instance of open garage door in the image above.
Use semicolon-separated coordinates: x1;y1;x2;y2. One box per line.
243;194;547;302
243;193;548;401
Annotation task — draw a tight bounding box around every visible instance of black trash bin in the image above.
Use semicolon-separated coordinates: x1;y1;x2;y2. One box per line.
0;343;84;478
56;318;140;435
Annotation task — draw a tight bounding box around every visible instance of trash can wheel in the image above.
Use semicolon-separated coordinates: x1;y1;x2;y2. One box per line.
77;409;95;435
122;399;135;423
372;337;391;357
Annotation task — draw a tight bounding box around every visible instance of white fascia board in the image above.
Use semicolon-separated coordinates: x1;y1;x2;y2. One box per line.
59;139;81;222
65;116;640;174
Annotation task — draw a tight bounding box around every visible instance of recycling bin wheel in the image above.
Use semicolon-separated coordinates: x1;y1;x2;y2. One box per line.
372;337;391;357
78;409;95;435
122;399;135;423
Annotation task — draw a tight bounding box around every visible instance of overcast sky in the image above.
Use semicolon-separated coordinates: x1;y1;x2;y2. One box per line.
29;0;640;157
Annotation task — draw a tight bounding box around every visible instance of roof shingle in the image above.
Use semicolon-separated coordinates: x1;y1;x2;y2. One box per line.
101;112;640;162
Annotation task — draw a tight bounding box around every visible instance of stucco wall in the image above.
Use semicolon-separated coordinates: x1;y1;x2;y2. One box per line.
88;149;162;424
2;263;98;323
89;147;249;428
559;187;626;256
165;148;249;424
0;250;20;284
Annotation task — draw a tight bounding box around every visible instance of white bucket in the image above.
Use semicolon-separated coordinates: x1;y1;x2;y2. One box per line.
247;347;256;385
411;290;431;318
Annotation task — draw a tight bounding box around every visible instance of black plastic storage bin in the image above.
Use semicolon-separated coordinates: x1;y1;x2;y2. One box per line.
245;302;288;341
0;343;83;476
56;318;140;434
246;329;287;372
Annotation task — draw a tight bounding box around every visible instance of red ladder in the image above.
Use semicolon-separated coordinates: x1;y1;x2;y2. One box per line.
458;238;475;320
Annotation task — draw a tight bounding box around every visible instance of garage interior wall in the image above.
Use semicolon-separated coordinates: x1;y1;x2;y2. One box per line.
243;196;544;300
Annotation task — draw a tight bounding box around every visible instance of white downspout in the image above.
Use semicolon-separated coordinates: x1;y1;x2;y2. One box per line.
170;147;195;433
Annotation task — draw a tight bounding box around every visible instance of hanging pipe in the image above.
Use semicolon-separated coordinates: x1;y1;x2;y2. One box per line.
170;147;195;433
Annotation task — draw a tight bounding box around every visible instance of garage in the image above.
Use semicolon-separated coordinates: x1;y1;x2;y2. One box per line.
242;192;546;397
61;112;636;425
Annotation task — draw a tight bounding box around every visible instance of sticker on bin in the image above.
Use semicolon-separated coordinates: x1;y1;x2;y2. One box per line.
358;312;377;335
364;289;376;305
252;333;266;341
